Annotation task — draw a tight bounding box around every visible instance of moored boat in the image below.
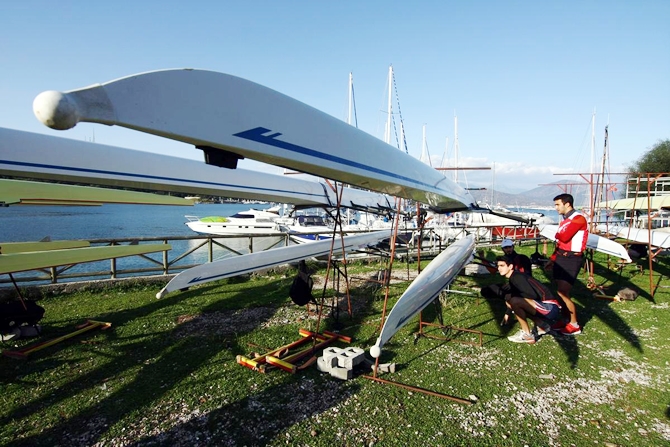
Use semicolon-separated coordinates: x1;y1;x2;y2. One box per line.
185;209;282;235
492;225;540;239
278;214;335;243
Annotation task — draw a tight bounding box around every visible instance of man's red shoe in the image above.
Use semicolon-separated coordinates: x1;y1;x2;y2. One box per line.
560;323;582;335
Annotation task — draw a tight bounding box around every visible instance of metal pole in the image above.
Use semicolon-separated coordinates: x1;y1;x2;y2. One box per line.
363;375;473;405
162;239;169;274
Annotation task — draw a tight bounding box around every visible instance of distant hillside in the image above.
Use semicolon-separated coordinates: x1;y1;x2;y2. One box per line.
468;182;593;208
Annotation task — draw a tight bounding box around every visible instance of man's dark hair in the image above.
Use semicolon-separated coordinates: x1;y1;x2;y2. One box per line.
495;255;511;265
553;193;574;207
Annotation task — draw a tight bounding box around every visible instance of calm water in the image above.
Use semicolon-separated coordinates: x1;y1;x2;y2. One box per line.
0;203;278;285
0;204;558;242
0;203;269;242
0;204;557;285
522;207;560;222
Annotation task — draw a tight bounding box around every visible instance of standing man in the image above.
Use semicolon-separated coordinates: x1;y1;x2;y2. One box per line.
496;256;562;344
544;193;588;335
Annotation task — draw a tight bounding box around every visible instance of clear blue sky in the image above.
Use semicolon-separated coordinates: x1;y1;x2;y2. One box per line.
2;0;668;195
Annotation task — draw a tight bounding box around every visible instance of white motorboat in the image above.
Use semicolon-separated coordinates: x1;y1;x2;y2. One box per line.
185;209;283;235
279;214;335;243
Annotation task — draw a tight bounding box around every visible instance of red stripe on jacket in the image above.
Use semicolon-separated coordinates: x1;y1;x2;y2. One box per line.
551;210;588;261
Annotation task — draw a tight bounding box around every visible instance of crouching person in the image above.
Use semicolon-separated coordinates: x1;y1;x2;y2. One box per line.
495;256;562;344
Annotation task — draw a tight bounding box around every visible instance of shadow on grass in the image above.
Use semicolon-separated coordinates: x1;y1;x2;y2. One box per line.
538;259;645;357
581;298;642;352
460;263;643;368
4;276;359;446
133;375;360;446
591;257;656;303
631;256;670;301
447;247;653;370
406;294;507;350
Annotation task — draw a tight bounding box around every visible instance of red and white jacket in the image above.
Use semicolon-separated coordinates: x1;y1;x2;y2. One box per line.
551;209;588;260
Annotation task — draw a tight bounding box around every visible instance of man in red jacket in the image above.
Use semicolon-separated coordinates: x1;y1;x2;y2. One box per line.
544;193;588;335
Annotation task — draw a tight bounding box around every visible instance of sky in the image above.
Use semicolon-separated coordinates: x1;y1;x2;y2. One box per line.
1;0;669;197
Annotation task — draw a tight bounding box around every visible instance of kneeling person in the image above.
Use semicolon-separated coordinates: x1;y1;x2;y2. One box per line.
496;256;561;344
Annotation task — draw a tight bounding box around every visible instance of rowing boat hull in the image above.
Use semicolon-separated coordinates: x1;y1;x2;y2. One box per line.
32;69;475;212
0;240;90;254
0;178;192;207
369;236;475;358
540;225;631;262
0;127;393;211
156;230;389;298
615;226;670;249
0;244;171;275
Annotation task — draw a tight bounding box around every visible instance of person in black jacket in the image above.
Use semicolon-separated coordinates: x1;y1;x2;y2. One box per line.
501;238;532;275
495;256;562;344
481;238;533;325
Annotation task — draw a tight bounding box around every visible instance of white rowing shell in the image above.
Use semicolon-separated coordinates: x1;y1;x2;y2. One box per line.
32;69;475;212
369;236;475;358
0;127;393;211
615;226;670;249
1;244;171;275
156;230;390;298
540;225;631;262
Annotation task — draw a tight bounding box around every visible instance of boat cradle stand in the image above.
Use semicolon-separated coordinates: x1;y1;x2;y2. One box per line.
237;329;351;374
3;320;112;359
414;287;483;348
362;296;477;405
362;201;475;406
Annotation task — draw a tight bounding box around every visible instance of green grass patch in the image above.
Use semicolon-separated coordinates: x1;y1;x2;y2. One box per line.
1;245;669;446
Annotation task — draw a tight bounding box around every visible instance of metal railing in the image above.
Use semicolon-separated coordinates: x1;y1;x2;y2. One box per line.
1;224;542;288
1;232;290;287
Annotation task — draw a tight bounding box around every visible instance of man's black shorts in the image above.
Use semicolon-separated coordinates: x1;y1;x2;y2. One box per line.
553;254;583;285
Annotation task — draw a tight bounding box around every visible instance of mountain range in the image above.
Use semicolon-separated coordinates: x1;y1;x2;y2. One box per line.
467;181;595;208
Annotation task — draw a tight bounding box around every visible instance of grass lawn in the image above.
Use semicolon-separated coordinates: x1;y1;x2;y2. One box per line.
1;243;669;446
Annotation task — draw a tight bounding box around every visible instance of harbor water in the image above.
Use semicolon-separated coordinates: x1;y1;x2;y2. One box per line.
0;203;282;285
0;203;558;243
0;203;558;286
0;203;268;242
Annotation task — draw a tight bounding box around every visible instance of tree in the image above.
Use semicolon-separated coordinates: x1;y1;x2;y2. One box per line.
627;139;670;176
626;139;670;194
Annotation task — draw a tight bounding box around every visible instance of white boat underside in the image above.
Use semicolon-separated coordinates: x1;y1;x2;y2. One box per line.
0;128;395;213
32;69;476;212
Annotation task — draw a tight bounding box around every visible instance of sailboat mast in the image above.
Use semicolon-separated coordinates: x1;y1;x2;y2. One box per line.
422;124;426;154
345;72;355;220
492;162;496;206
441;136;449;174
589;109;596;220
592;125;609;226
453;114;459;183
421;124;431;166
590;109;596;175
347;72;354;126
385;65;393;145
